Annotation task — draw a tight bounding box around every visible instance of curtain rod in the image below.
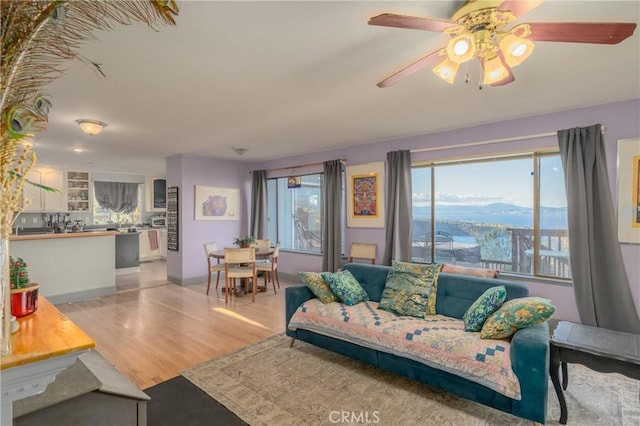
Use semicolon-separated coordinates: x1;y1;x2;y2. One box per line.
410;125;606;154
256;158;347;174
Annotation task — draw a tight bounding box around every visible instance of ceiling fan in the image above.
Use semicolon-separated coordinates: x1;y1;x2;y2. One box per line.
368;0;637;88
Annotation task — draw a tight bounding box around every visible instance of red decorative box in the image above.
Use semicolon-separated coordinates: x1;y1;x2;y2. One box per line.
11;284;39;318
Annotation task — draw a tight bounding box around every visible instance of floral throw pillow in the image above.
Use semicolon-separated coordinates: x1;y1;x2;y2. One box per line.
378;270;438;318
298;272;338;304
392;260;442;275
480;297;556;339
321;270;369;306
463;285;507;332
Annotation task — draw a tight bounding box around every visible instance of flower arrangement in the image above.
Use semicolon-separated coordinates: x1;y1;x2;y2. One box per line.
233;236;256;248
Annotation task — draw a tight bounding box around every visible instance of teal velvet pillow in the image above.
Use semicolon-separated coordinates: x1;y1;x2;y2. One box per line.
378;270;437;318
463;285;507;332
298;271;338;304
480;297;556;339
321;270;369;306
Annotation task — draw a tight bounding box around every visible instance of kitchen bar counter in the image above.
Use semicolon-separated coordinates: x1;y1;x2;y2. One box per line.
9;230;118;241
9;232;117;303
1;297;95;425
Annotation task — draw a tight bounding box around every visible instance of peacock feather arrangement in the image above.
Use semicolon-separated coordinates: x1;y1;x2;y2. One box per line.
0;0;178;354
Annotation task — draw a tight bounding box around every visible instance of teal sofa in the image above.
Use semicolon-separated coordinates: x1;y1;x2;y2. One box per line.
285;263;549;424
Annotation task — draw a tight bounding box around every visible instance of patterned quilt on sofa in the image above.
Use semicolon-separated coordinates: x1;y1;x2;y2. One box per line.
288;299;521;400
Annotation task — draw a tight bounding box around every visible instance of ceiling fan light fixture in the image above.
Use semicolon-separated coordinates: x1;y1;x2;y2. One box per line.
432;56;460;84
482;55;510;85
447;33;476;64
76;119;107;136
500;33;534;67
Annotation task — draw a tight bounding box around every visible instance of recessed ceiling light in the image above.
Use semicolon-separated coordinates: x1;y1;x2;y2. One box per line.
72;147;84;153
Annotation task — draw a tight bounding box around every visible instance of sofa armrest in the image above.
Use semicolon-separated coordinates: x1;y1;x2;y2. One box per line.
285;285;315;338
509;322;549;423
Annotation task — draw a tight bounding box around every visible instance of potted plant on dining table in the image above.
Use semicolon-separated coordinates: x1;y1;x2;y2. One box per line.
233;236;256;248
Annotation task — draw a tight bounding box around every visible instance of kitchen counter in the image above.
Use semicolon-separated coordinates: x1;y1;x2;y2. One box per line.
9;231;119;241
9;232;117;303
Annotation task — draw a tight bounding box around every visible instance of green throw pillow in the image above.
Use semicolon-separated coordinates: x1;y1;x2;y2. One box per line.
392;260;442;275
298;272;338;304
321;270;369;306
463;286;507;332
378;270;438;318
480;297;555;339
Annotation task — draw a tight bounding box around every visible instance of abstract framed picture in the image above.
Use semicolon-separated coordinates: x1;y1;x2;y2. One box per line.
346;162;385;228
194;185;239;221
617;138;640;243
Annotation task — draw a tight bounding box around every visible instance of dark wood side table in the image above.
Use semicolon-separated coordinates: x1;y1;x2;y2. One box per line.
549;320;640;424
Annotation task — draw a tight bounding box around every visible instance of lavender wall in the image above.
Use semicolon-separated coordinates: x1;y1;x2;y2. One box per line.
253;99;640;322
166;154;251;285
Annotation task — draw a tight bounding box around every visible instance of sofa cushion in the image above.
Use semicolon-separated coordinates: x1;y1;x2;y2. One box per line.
379;266;440;317
480;297;555;339
288;299;522;400
322;270;369;306
442;263;499;278
463;286;507;332
298;272;338;304
392;260;442;274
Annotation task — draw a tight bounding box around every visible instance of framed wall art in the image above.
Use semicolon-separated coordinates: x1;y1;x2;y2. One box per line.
194;185;240;221
617;138;640;244
346;162;385;228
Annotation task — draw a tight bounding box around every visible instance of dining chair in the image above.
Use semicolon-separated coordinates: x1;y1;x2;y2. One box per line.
348;243;377;264
203;242;225;294
252;239;271;251
256;242;280;292
224;247;258;303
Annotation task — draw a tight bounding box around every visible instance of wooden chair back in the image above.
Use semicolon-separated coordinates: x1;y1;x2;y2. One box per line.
349;243;376;264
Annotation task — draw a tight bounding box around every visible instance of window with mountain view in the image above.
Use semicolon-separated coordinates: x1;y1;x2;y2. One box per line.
412;152;571;280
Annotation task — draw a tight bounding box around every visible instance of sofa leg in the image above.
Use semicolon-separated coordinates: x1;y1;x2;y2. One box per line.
289;338;296;348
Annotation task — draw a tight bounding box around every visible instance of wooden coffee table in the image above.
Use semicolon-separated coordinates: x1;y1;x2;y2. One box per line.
549;320;640;424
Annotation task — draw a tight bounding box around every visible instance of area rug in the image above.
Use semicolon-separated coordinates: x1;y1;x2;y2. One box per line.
182;334;640;426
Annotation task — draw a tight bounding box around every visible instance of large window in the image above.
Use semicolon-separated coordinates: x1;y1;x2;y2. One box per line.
267;174;323;253
412;152;571;280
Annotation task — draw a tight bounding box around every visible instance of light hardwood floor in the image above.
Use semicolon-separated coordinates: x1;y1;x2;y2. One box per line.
56;260;295;389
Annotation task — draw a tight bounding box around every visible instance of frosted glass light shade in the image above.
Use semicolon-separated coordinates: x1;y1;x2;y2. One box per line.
482;55;510;85
76;119;106;135
432;57;460;84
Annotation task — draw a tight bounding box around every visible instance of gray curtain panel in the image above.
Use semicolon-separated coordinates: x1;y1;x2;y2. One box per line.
94;181;139;214
250;170;268;239
383;150;412;265
558;124;640;333
322;160;343;272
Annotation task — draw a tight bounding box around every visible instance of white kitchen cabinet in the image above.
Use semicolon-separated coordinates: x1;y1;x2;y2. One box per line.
66;171;91;212
158;228;167;259
23;168;66;212
139;229;164;261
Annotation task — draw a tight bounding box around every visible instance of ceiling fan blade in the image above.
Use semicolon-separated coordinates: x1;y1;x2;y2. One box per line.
526;22;637;44
368;13;457;33
497;0;545;18
377;49;443;88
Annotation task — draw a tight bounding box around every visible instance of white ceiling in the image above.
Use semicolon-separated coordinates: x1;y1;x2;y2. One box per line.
31;1;640;175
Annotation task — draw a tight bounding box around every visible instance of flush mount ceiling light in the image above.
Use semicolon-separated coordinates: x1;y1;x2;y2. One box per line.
76;119;107;135
232;146;248;156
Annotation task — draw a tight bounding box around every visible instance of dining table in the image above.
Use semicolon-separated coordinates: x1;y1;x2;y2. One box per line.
208;247;274;294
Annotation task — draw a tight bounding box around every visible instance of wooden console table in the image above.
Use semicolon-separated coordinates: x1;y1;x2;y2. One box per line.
549;320;640;424
1;297;95;425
